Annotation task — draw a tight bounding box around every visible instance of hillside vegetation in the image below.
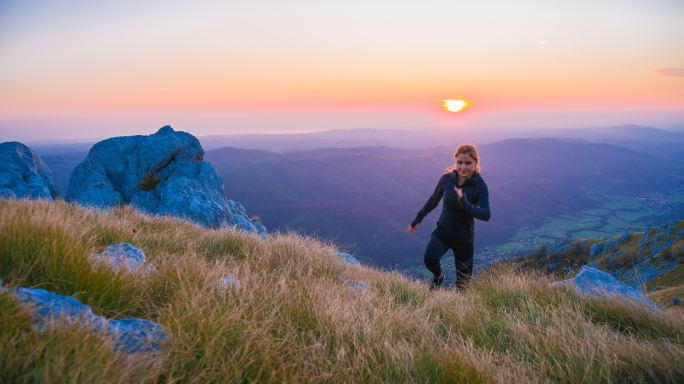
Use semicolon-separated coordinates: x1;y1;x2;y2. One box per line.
513;221;684;307
1;200;683;383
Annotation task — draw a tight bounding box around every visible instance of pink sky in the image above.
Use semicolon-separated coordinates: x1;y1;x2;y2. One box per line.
1;1;683;142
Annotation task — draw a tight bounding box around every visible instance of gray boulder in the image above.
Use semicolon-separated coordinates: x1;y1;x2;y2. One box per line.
66;126;266;234
569;266;657;309
91;243;154;273
0;142;57;201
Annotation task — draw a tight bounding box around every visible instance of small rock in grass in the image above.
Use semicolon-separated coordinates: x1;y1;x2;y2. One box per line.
91;243;155;273
337;252;360;266
5;286;166;353
218;274;241;292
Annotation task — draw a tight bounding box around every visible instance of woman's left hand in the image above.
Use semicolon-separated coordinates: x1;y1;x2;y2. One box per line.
454;187;463;199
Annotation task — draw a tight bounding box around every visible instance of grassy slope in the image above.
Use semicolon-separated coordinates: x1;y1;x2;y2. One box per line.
1;200;683;383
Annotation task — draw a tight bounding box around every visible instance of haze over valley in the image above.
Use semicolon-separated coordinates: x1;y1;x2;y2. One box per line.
35;125;684;277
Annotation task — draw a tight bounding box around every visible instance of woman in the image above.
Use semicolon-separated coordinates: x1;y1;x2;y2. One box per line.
407;144;491;290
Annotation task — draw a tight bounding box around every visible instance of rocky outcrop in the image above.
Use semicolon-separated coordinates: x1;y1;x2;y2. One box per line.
0;142;57;201
66;126;266;235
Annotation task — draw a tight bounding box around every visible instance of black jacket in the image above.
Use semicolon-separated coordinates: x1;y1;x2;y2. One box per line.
411;171;490;244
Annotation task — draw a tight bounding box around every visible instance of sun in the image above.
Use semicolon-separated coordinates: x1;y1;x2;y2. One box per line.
442;98;469;113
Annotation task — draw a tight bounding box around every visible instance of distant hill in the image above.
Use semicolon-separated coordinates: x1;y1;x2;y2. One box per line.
28;124;683;155
37;133;684;272
30;142;95;156
537;124;683;141
40;151;88;198
205;138;684;270
197;128;478;152
524;124;684;164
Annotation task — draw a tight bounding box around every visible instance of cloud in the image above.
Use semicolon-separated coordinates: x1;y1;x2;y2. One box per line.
656;67;684;78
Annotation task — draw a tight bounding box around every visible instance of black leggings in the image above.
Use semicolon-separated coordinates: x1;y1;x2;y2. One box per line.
423;229;474;287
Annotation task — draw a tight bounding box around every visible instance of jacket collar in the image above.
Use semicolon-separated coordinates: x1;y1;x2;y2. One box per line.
450;171;481;186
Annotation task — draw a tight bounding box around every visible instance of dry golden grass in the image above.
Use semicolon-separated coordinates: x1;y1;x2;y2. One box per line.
1;199;683;383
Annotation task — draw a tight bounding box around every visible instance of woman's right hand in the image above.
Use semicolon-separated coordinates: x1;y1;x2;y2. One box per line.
407;224;418;233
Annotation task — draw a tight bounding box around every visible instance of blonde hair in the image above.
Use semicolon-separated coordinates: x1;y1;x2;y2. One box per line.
445;144;481;173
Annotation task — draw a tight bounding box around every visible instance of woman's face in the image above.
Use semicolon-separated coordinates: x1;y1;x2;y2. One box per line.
455;153;476;178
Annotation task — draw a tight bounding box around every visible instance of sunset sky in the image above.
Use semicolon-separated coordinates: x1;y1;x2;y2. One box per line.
1;0;683;142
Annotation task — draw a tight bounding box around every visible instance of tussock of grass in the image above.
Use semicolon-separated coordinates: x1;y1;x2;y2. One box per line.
583;298;684;341
649;285;684;309
1;199;684;383
648;263;684;291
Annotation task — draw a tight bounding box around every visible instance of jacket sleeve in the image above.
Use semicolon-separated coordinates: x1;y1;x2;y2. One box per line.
458;182;491;221
411;175;445;227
